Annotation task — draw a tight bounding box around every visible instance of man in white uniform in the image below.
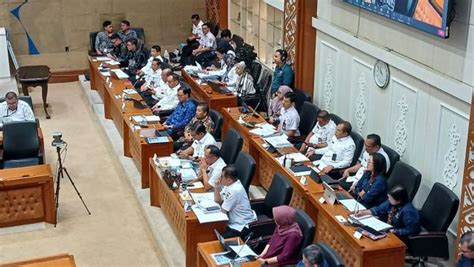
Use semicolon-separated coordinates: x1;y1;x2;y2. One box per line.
0;92;35;126
198;145;226;190
178;122;216;159
300;110;336;159
339;134;390;191
151;73;180;113
214;165;256;238
270;92;300;137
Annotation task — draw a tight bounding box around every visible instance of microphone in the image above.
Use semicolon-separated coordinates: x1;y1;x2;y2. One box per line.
230;232;254;267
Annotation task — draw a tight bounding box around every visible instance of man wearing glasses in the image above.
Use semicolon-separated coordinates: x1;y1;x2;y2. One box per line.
0;92;35;125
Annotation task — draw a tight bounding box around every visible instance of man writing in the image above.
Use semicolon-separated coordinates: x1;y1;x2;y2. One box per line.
0;92;35;124
108;34;128;63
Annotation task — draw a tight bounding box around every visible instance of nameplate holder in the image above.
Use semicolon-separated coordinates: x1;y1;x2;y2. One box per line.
353;231;363;240
319;197;325;204
299;176;307;185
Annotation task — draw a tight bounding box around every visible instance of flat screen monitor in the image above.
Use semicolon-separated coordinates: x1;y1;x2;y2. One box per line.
343;0;455;39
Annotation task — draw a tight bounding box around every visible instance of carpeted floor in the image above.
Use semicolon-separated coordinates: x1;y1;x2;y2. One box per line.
0;83;166;266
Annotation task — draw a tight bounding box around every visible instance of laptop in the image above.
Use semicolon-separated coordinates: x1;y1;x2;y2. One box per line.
208;80;231;94
322;181;349;205
309;169;339;185
131;99;147;109
214;229;239;258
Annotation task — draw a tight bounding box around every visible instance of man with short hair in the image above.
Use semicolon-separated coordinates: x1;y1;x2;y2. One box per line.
340;134;391;191
122;38;146;78
95;20;114;55
151;73;180;113
139;45;166;76
270;49;294;94
180;14;204;66
174;102;215;151
300;110;336;158
214;164;256;238
269;91;300;137
0;92;35;124
139;59;162;106
178;123;216;159
192;22;217;66
316;121;355;175
108;33;128;63
118;20;138;42
163;87;196;139
198;145;226;190
458;231;474;267
216;29;233;53
296;244;329;267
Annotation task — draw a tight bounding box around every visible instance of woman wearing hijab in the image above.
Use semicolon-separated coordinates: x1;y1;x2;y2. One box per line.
355;186;421;240
257;205;303;265
268;85;293;118
352;153;388;208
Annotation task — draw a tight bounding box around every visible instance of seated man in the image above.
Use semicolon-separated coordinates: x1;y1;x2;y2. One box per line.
0;92;35;124
198;145;226;190
270;49;294;95
108;34;128;63
118;20;138;42
216;29;234;53
151;73;180;114
175;102;214;151
192;22;217;67
340;134;391;191
300;110;336;159
180;14;204;67
94;20;114;55
214;165;256;238
269;92;300;137
122;38;146;79
296;244;329;267
178;122;216;159
458;231;474;267
163;87;196;140
315;121;355;176
139;59;162;106
139;45;167;77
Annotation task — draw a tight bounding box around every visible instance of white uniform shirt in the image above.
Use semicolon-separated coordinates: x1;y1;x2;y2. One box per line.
192;132;217;158
141;55;165;75
309;120;337;154
220;180;257;231
347;148;391;184
279;106;300;136
157;84;180;110
319;135;355;169
144;68;162;88
199;32;217;49
207;157;227;187
192;20;204;38
0;100;35;123
152;77;170;100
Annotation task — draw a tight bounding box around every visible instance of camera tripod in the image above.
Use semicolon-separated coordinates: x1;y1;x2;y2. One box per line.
54;144;91;227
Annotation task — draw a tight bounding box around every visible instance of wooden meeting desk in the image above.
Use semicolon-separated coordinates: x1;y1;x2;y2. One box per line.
123;114;173;188
181;70;237;113
221;107;266;153
197;238;260;267
0;164;56;227
306;192;406;267
0;253;76;267
149;158;227;267
88;56;117;102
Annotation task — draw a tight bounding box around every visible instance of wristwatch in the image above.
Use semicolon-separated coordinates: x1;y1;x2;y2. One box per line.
264;260;268;265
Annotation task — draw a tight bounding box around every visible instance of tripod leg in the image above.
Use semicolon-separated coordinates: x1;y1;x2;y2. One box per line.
54;166;63;227
62;167;92;215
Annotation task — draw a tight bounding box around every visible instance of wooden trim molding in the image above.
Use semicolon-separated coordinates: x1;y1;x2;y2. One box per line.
456;90;474;258
50;69;87;83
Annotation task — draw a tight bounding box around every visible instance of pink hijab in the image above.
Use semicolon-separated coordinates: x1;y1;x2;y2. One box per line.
269;85;293;116
273;205;302;237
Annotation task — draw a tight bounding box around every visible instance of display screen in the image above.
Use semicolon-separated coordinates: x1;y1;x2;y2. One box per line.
343;0;453;38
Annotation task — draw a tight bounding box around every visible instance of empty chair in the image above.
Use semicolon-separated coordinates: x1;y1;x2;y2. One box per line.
407;182;459;265
249;173;293;237
299;102;319;137
387;161;421;202
220;128;243;164
330;113;343;125
349;131;364;167
381;144;400;176
234;152;256;194
209;109;223;142
295;209;316;258
293;88;311;112
315;242;345;267
2;121;42;168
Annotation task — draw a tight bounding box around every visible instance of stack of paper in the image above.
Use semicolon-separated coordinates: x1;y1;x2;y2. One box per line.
123;89;138;94
106;60;120;65
285;152;310;162
191;205;228;223
96;56;110;61
264;135;292;148
131;115;160;123
158;157;181;168
229;244;258;257
355;216;393;232
181;168;197;181
249;123;276;137
111;69;129;79
339;199;366;213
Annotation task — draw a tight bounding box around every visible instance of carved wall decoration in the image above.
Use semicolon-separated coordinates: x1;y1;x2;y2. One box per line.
394;95;409;157
323;55;334;110
443;124;461;190
283;0;297;64
206;0;220;24
355;73;367;133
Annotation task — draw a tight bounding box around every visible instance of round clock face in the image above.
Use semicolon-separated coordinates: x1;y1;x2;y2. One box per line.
373;60;390;89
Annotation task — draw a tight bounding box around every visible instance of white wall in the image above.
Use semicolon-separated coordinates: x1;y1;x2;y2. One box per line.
312;0;473;239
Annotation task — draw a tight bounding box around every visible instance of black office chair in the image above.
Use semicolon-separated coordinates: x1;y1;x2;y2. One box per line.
234;152;256;194
250;60;263;84
209;109;223;142
89;31;99;56
381;144;400;177
289;102;319;144
247;68;272;112
220;128;243;164
406;182;459;266
330;113;343;125
293;88;311;113
387;161;422;202
2;121;42;168
295;209;316;258
315;242;345;267
249;173;293;237
232;34;244;48
131;27;146;43
349;131;364;167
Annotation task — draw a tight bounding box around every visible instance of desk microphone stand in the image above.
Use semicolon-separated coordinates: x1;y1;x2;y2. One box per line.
54;143;91;227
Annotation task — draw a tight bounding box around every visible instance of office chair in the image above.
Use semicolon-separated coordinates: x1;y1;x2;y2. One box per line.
387;161;422;202
220;128;243;164
289;102;319;144
329;113;343;125
2;121;42;168
293;88;312;113
316;242;345;267
234;152;256;194
209;109;223;142
295;209;316;258
381;144;400;177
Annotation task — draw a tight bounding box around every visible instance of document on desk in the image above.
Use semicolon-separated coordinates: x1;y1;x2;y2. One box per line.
96;56;110;61
100;71;111;77
111;69;129;79
229;244;258;257
285;152;310;163
181;168;197;182
358;216;393;232
190;192;215;203
264;134;292;148
339;199;366;213
191;205;228;223
123;88;138;94
249;124;276;137
106;60;120;65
